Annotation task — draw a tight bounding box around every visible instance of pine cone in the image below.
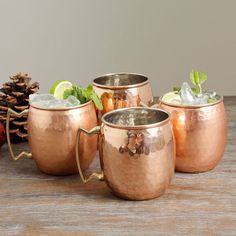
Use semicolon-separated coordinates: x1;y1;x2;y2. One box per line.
0;73;39;143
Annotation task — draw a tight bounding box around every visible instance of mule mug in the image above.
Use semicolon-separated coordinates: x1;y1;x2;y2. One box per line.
6;101;98;175
76;107;175;200
93;73;153;115
159;95;227;173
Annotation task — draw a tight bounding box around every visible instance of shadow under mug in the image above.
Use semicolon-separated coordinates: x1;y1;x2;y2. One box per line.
76;107;175;200
6;101;98;175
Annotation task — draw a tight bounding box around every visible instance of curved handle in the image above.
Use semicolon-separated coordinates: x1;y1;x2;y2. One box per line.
76;126;104;183
6;108;32;160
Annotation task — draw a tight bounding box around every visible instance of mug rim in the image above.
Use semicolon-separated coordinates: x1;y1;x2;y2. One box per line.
93;72;149;90
29;100;93;111
159;94;224;109
101;107;171;129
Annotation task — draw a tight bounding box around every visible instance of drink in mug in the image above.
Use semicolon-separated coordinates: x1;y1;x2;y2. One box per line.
160;71;227;172
6;94;98;175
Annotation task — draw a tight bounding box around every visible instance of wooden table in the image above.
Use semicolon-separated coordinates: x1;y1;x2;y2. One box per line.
0;97;235;236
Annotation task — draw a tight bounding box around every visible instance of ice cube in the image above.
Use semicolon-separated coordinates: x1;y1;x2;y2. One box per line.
66;95;81;106
180;82;198;105
47;100;72;108
198;91;219;104
29;94;55;104
29;94;81;109
205;91;217;98
196;94;208;104
31;99;71;109
31;100;50;108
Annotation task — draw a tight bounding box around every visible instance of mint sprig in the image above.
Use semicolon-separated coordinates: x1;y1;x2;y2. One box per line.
190;70;207;95
63;85;103;110
173;70;207;96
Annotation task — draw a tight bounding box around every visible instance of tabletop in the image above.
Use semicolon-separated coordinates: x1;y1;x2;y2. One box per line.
0;97;235;236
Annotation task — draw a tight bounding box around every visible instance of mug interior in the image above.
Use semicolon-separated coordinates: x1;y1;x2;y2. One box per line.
93;73;148;87
102;108;169;128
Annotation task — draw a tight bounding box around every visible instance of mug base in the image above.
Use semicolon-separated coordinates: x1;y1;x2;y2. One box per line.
175;164;218;173
110;188;167;201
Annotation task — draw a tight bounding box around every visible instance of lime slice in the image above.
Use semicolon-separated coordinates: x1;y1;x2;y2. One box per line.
161;91;181;103
50;80;73;100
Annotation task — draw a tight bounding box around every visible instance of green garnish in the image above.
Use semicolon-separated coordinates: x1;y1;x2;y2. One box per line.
190;70;207;95
208;97;218;104
173;86;181;92
173;70;207;95
63;85;103;110
172;70;219;104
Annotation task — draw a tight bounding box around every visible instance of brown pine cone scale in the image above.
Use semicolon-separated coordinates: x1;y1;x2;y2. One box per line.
0;73;39;143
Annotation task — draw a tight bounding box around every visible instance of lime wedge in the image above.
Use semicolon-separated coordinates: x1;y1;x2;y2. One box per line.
161;91;181;103
50;80;73;100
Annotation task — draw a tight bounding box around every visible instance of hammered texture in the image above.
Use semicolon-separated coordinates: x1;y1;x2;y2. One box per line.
100;122;175;200
27;102;98;175
160;101;227;172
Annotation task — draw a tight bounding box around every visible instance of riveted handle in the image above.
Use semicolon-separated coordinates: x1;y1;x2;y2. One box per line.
6;108;32;161
76;126;104;183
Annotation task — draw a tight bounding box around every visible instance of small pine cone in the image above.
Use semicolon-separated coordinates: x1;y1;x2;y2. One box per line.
0;73;39;143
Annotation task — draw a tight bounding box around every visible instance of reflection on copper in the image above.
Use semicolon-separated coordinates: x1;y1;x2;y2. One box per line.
27;101;98;175
93;73;153;116
160;97;227;173
77;108;175;200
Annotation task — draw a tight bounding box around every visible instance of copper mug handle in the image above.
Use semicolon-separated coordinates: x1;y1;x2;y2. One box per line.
6;108;32;160
75;126;104;183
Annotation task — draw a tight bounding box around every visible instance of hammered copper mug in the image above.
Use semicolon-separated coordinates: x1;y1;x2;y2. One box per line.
76;107;175;200
93;73;153;115
159;95;227;173
6;101;98;175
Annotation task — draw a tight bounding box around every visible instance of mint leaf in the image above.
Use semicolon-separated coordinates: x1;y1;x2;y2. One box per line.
190;70;207;86
75;86;87;103
199;72;207;85
173;86;181;92
63;83;103;110
90;93;103;110
208;97;218;103
191;87;199;95
190;70;207;95
86;84;93;94
190;70;199;86
82;85;93;102
72;86;78;97
63;88;74;99
82;85;103;110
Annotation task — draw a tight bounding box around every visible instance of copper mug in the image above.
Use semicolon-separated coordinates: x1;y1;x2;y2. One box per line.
93;73;153;115
160;95;227;173
6;101;98;175
76;107;175;200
